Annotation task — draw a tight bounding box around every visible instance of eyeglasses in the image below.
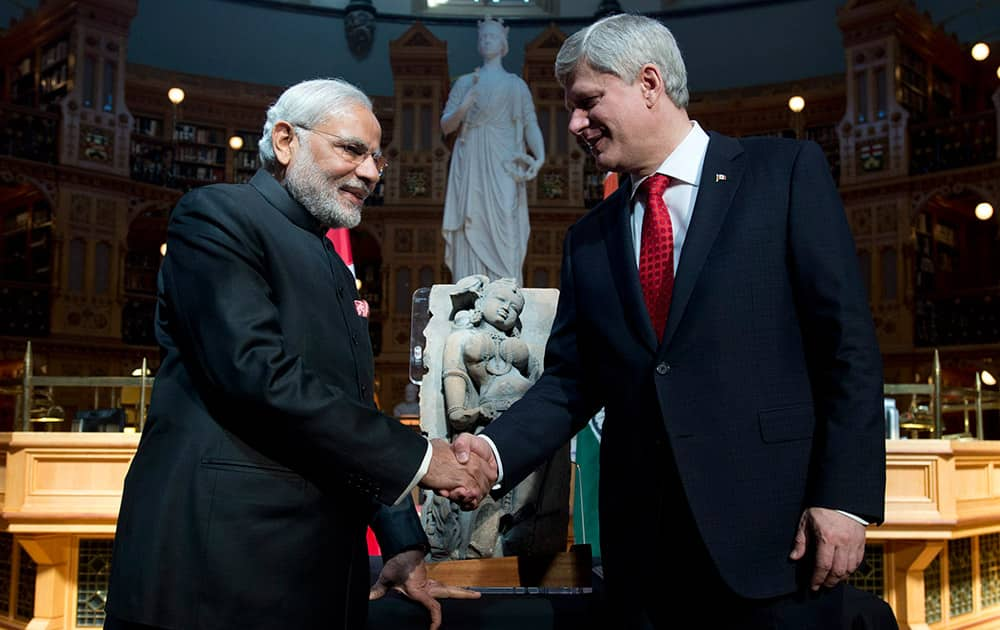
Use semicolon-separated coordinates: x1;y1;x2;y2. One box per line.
294;124;388;177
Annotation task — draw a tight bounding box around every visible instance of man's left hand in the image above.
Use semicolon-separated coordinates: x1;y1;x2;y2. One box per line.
789;507;866;591
369;548;481;630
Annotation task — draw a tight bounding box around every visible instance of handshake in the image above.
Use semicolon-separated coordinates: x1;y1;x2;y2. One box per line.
419;434;497;510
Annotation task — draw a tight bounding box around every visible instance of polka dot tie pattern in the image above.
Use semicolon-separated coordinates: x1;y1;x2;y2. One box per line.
638;173;673;342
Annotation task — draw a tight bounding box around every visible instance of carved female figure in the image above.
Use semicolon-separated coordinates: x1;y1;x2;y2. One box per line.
423;275;566;560
442;275;538;434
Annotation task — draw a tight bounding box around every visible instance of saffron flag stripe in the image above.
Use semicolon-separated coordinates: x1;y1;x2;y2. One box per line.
326;227;355;278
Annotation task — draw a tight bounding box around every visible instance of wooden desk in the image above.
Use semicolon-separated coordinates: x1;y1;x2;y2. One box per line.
1;434;1000;629
870;440;1000;629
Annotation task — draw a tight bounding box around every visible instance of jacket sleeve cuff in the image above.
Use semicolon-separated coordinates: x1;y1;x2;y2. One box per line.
476;434;504;490
393;438;432;505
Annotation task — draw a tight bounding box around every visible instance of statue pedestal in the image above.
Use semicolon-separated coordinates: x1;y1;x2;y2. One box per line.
425;544;592;589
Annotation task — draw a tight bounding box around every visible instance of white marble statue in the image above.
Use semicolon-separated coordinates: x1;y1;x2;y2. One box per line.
441;17;546;286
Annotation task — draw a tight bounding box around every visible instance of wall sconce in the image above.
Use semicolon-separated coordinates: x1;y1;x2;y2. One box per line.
167;87;185;106
975;202;994;221
167;87;185;147
983;370;997;386
788;95;805;139
228;135;244;151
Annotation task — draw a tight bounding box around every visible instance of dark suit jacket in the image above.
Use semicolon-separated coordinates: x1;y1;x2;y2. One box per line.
482;133;885;599
106;170;429;629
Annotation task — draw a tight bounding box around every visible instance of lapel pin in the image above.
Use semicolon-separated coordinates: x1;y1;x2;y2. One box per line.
715;173;727;182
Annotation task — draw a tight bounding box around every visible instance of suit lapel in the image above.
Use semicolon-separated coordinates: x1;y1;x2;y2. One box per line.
601;182;659;353
661;132;745;349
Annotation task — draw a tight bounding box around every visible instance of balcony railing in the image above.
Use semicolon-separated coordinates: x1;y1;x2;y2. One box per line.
910;111;997;176
0;283;50;337
0;104;59;164
122;297;156;346
915;290;1000;347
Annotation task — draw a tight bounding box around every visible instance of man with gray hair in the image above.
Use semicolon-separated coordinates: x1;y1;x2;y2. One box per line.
105;78;489;630
452;14;896;628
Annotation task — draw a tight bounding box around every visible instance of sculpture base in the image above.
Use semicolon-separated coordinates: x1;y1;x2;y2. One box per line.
425;544;592;589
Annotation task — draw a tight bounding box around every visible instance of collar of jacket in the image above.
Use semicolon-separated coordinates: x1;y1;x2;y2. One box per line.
249;169;328;237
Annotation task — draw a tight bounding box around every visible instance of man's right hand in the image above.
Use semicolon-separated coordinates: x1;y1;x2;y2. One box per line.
447;433;498;509
419;438;494;507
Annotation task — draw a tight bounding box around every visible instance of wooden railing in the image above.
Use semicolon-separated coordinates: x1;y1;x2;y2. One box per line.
0;104;59;164
909;110;997;176
17;341;152;432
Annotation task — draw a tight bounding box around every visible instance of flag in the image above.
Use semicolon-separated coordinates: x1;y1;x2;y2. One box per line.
601;171;619;198
571;171;617;559
366;527;381;556
325;227;355;278
572;409;603;558
328;226;380;553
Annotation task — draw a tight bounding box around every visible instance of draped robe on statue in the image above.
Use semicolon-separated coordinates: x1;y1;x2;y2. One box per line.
442;70;538;285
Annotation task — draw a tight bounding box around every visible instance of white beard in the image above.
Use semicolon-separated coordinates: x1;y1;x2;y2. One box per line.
284;140;363;229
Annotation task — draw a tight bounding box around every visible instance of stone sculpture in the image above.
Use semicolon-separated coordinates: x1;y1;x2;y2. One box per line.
420;275;568;560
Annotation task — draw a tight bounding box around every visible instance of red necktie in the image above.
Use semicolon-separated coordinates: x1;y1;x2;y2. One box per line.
638;174;674;342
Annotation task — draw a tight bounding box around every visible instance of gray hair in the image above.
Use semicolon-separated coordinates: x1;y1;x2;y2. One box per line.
259;78;373;172
555;14;689;109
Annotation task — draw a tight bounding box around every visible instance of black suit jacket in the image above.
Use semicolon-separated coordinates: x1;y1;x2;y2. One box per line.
482;133;885;599
106;171;429;629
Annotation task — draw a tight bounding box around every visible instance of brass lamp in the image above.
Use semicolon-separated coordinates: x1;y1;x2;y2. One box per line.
31;404;65;431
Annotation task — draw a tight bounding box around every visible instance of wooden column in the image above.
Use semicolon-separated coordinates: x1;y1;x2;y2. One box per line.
886;539;943;630
18;534;72;630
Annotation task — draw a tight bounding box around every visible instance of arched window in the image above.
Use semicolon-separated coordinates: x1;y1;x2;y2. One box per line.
418;265;435;290
395;267;412;315
880;246;897;302
94;241;111;295
69;238;87;293
857;249;872;300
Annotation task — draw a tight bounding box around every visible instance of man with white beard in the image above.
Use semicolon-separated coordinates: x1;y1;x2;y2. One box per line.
104;79;491;630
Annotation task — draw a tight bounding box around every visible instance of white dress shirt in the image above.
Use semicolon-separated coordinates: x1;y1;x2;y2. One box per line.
628;121;709;270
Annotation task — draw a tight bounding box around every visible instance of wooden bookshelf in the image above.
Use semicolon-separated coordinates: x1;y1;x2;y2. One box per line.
38;36;70;107
897;45;928;122
171;122;226;187
130;114;173;186
230;130;260;183
0;192;52;285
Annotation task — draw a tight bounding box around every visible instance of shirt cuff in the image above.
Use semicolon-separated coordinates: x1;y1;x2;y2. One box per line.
836;510;869;526
394;438;432;505
476;434;504;490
